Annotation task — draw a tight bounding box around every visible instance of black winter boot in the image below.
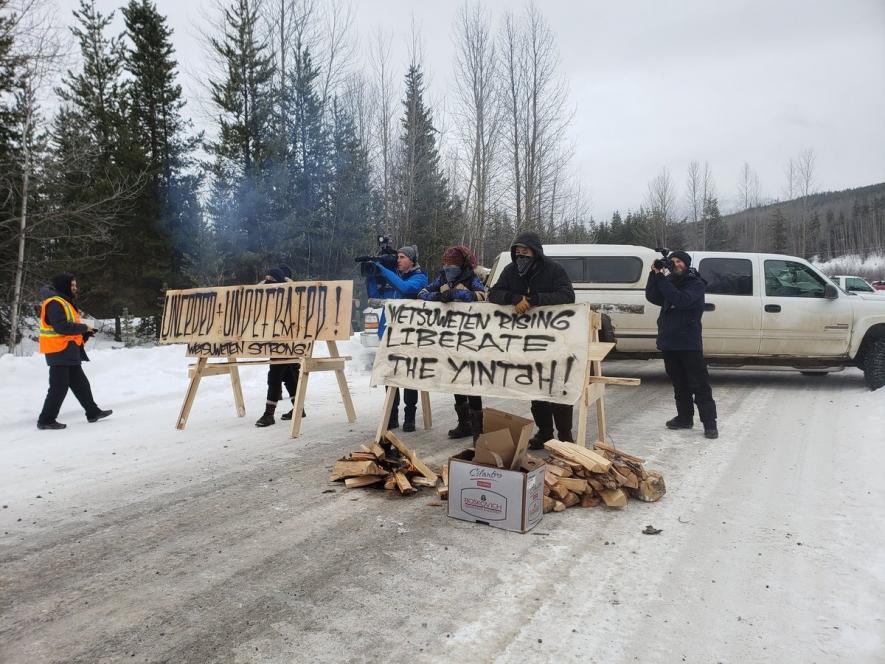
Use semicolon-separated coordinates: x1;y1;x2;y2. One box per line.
704;422;719;439
38;420;66;430
557;430;574;443
666;417;693;429
255;402;276;427
469;409;484;443
448;402;472;439
528;428;554;451
402;406;417;432
87;409;113;423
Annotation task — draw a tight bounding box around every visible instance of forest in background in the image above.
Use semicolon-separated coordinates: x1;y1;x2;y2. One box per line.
1;0;882;351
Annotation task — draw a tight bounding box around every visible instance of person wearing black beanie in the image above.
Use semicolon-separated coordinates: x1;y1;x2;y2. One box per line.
645;251;718;439
36;274;112;430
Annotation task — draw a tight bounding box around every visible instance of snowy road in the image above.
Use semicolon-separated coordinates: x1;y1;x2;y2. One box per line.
1;343;883;663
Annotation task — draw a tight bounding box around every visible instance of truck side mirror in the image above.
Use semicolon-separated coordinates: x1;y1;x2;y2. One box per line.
824;283;838;299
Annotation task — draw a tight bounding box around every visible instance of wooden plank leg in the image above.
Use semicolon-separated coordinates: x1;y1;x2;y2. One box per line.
289;365;310;439
327;341;356;423
375;386;398;444
420;391;432;430
576;385;589;447
176;357;207;430
596;394;607;444
227;357;246;417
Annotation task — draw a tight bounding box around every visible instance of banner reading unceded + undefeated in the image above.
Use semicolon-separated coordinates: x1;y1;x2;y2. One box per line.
370;300;590;404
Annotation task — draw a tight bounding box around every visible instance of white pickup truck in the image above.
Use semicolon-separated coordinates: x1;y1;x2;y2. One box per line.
488;245;885;390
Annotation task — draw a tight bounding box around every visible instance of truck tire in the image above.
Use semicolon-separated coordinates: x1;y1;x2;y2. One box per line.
862;338;885;390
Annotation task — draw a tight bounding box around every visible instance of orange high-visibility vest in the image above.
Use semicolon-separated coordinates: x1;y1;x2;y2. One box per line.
39;296;84;354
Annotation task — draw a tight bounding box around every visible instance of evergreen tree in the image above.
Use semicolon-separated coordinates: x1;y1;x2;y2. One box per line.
768;208;789;254
703;197;729;250
48;0;141;316
397;64;453;270
207;0;275;283
326;100;373;279
122;0;202;286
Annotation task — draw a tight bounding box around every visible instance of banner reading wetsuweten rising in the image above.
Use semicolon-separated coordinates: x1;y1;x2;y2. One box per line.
370;300;591;404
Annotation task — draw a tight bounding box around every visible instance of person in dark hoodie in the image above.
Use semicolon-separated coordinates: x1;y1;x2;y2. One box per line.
255;267;302;427
489;232;576;448
644;250;718;439
36;273;112;430
418;245;488;441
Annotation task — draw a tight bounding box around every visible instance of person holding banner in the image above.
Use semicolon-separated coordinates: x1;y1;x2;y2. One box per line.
418;245;488;441
368;245;428;431
36;273;112;430
488;232;576;448
255;267;302;427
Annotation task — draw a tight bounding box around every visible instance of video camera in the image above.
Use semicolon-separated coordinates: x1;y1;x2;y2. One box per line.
355;235;398;278
653;247;673;271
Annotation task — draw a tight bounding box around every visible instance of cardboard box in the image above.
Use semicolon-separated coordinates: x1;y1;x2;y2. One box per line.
447;451;545;533
472;408;533;470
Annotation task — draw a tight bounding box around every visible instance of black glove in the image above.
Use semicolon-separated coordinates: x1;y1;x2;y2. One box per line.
439;288;454;302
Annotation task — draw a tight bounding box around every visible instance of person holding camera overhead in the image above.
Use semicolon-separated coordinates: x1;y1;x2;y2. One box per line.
366;244;428;432
644;250;718;439
418;245;487;442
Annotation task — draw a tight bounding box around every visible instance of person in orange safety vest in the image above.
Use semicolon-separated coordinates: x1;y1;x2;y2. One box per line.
36;273;112;430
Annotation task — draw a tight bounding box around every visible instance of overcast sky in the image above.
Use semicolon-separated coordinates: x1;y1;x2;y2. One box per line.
58;0;885;221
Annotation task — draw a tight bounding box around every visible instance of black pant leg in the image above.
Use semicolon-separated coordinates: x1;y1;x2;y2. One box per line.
391;387;400;414
39;366;71;424
266;365;284;403
403;388;418;408
282;364;299;400
453;394;468;407
663;351;695;420
551;403;574;435
530;400;554;434
68;365;99;417
681;351;718;425
467;395;482;410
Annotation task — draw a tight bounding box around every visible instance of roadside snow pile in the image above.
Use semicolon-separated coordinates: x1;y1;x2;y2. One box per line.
813;253;885;280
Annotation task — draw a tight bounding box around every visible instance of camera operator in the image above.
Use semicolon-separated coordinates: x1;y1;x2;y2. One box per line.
644;250;718;439
366;244;428;432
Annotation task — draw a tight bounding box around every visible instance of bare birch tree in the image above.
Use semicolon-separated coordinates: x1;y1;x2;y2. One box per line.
452;1;500;260
646;167;676;248
796;148;816;256
368;28;395;235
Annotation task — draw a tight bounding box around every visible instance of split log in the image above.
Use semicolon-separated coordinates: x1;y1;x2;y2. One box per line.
385;432;439;483
593;442;645;464
561;492;580;508
580;492;601;508
599;488;628;508
552;500;566;512
630;471;666;502
393;471;416;494
344;476;385;488
411;476;437;488
384;475;397;491
330;460;386;481
543;495;556;513
544;440;612;473
557;477;589;494
550;483;570;501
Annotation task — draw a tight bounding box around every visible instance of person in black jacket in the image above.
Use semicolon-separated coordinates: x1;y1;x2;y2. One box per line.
644;251;718;439
36;273;112;430
489;232;576;448
255;267;302;427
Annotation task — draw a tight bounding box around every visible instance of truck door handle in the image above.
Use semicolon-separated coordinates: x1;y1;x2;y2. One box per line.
704;303;715;312
765;304;781;313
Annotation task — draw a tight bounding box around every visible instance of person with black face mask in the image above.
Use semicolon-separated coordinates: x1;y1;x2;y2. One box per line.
36;273;112;430
418;245;488;441
488;232;576;448
645;250;718;439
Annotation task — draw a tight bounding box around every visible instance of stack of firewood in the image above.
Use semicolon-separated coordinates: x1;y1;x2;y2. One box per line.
538;440;665;513
329;431;439;495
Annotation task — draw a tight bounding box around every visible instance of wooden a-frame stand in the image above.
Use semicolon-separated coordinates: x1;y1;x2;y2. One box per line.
176;340;356;438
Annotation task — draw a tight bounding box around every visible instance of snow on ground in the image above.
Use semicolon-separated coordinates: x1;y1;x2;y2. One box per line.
1;340;884;663
813;253;885;280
